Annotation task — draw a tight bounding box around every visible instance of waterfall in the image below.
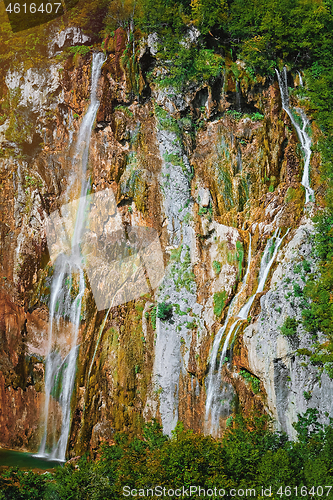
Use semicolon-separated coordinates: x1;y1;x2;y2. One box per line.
276;67;314;204
238;228;289;320
205;233;252;434
38;53;105;461
205;228;289;434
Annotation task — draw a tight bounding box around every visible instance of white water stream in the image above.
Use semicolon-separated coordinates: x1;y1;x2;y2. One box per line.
238;228;289;320
276;67;314;204
38;53;105;461
205;228;289;434
205;233;252;433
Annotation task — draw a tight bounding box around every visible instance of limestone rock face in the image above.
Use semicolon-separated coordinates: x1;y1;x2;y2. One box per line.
243;221;333;439
0;30;328;455
0;292;44;450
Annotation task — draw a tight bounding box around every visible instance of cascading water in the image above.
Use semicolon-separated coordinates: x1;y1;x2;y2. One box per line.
238;228;289;320
205;234;252;434
205;229;289;434
38;53;105;461
276;67;314;204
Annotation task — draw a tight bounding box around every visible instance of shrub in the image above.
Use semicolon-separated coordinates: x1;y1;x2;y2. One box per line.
240;369;261;394
293;283;303;297
251;112;264;121
150;306;157;330
279;316;298;336
303;391;312;401
157;302;173;321
302;260;311;273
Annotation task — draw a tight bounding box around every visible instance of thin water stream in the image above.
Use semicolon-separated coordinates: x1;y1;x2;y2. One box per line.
276;67;314;204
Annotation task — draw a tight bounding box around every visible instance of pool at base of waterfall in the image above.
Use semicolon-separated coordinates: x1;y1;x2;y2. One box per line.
0;449;62;471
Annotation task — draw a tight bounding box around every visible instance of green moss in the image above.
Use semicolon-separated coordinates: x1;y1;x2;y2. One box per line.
226;241;244;279
170;246;195;293
170;245;183;262
69;45;92;56
285;187;298;204
213;290;227;317
212;260;221;275
114;105;134;118
216;164;234;211
151;306;157;330
236;241;244;278
186;321;197;329
120;152;147;213
173;304;188;316
154;105;181;138
183;212;193;224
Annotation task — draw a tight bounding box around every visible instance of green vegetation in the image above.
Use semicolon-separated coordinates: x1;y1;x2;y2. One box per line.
239;369;260;394
3;411;333;498
157;302;173;321
303;391;312;401
150;305;157;330
186;320;197;329
212;260;221;275
69;45;93;56
213;290;227;317
169;245;196;293
226;240;244;278
114;105;134;118
279;316;298;337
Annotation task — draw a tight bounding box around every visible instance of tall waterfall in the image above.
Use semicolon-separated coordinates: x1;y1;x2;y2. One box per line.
38;52;105;461
205;228;289;434
276;67;315;204
205;234;252;434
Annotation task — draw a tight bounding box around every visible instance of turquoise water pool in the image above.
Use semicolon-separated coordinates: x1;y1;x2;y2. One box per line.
0;449;62;470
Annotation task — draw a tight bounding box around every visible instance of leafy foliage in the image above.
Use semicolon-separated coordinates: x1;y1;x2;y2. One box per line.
157;302;173;321
212;260;221;275
239;369;260;394
3;412;333;498
279;316;298;337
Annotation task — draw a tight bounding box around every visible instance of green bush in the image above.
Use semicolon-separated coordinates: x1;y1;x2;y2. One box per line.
198;206;208;215
251;112;264;121
279;316;298;336
4;410;333;497
157;302;173;321
303;391;312;401
239;369;261;394
293;283;303;297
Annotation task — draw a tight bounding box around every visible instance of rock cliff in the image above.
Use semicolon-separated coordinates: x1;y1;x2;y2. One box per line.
0;23;331;458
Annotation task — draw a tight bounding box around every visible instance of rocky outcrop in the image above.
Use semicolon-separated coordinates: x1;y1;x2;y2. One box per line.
243;221;333;438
